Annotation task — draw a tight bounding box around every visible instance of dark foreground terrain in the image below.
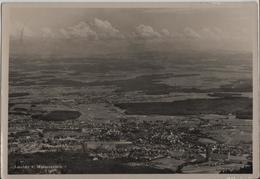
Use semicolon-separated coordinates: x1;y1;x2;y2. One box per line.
8;50;252;174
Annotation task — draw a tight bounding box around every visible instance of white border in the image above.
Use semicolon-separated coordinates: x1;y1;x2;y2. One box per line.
0;0;258;2
1;2;259;179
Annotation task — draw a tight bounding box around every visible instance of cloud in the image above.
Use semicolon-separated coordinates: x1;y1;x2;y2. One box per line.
63;21;98;39
200;27;222;40
58;19;124;40
94;18;124;39
59;28;70;39
161;28;171;36
134;24;162;39
41;27;56;38
184;27;201;39
12;20;241;45
161;28;184;39
134;25;185;40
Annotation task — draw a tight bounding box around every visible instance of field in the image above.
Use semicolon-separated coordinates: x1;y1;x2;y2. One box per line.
8;50;253;174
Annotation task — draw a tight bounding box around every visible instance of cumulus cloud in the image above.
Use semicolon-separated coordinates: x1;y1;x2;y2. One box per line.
134;25;185;40
161;28;184;39
41;27;56;38
59;28;70;39
58;19;123;40
63;21;98;39
12;20;236;45
134;24;161;39
94;18;124;39
200;27;222;40
161;28;171;36
184;27;201;39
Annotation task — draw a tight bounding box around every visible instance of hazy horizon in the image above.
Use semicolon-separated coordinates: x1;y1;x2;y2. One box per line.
9;3;257;57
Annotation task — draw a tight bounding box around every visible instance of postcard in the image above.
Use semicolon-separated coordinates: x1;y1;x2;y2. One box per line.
1;2;259;179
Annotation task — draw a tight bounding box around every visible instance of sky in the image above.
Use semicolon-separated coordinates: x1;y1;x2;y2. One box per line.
9;3;257;53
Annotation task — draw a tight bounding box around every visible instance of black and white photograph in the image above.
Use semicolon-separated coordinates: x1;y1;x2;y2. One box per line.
2;2;259;176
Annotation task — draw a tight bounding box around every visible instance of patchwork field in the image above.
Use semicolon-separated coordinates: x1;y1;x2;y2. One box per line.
8;50;253;174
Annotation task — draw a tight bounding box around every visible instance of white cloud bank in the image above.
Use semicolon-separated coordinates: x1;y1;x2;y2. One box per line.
41;27;56;38
133;24;202;40
11;18;124;40
59;18;124;40
11;20;246;44
94;18;124;39
184;27;201;39
134;24;162;39
60;21;98;39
